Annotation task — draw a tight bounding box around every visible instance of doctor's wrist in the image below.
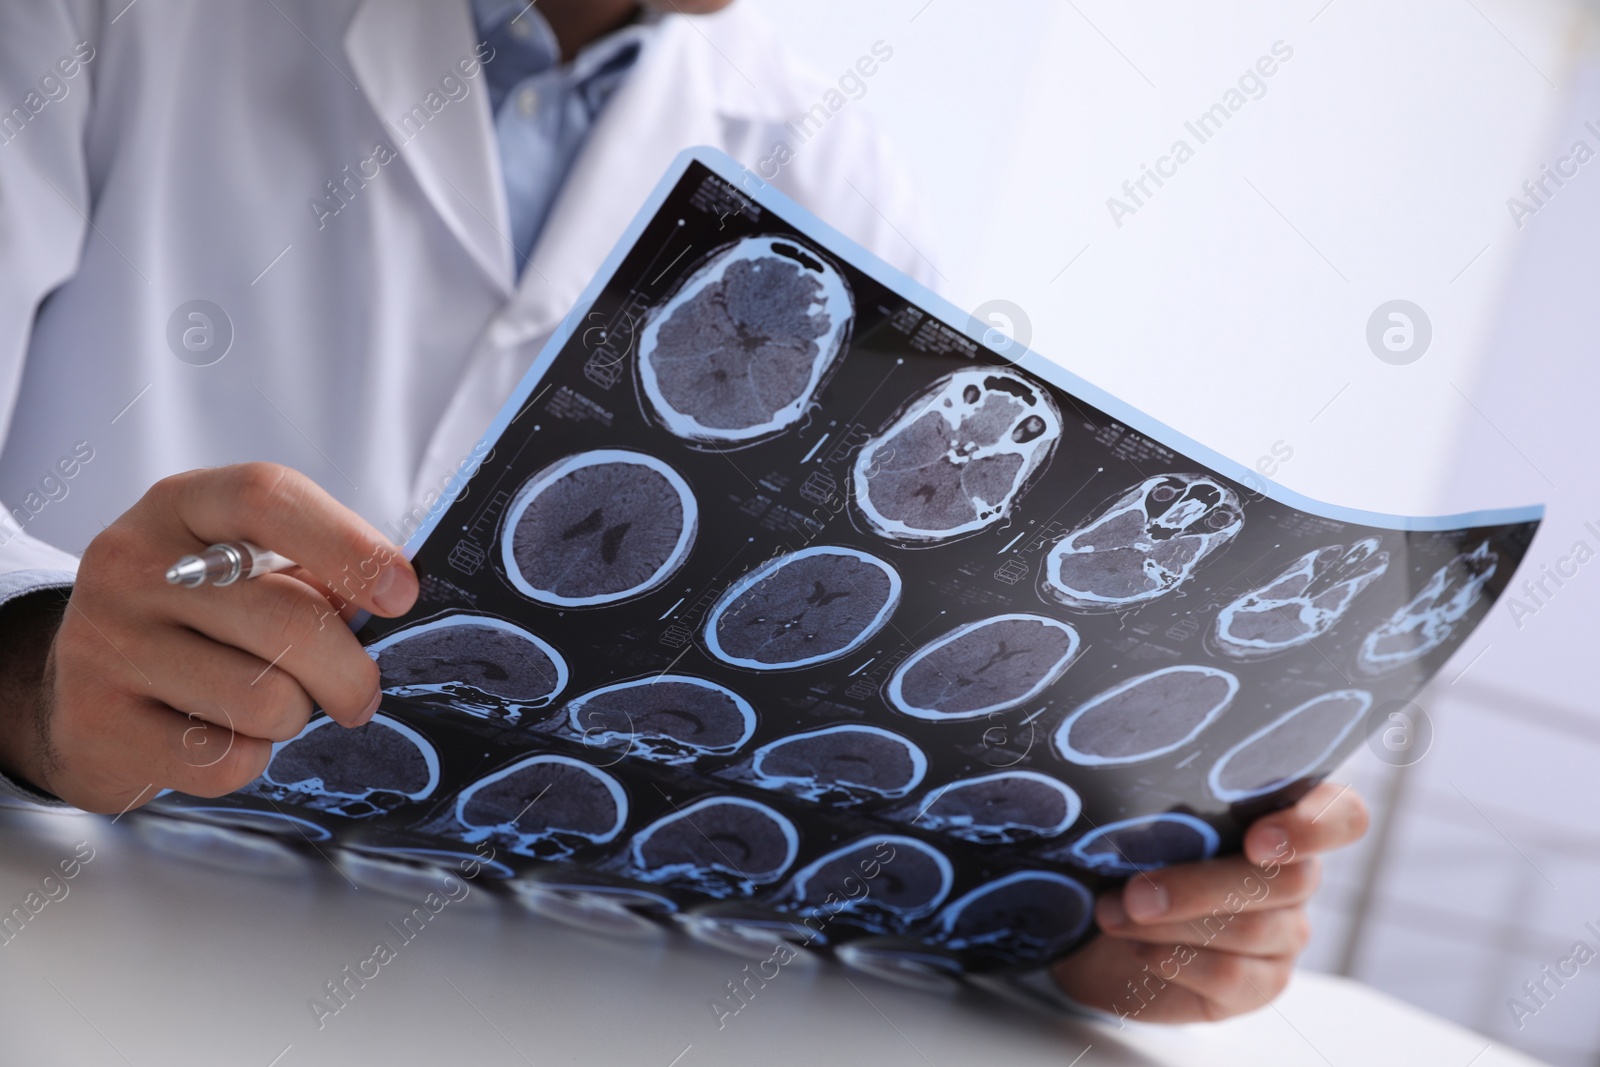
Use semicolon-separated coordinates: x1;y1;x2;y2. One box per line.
0;587;69;797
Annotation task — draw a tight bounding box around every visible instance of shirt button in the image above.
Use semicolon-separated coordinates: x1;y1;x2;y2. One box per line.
509;16;533;39
517;86;540;117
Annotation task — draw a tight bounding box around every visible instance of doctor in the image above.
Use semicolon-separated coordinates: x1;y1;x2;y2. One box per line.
0;0;1365;1023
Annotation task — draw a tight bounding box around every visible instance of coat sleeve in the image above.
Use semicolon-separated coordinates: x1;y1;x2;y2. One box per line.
0;0;99;584
0;0;101;807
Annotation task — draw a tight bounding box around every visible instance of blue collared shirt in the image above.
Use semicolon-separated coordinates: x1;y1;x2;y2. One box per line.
471;0;652;278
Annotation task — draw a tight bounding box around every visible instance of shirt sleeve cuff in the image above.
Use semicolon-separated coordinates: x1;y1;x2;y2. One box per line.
0;569;75;809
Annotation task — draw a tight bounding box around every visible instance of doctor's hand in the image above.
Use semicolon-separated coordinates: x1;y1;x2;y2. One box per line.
1048;782;1368;1024
0;463;417;814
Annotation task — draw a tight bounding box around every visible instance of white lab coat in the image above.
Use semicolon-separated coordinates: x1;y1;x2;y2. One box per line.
0;0;935;595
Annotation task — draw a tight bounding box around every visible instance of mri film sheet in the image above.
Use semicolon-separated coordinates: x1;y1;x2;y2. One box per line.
150;151;1541;976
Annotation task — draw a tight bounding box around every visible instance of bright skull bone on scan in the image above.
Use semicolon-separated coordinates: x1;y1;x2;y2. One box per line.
1054;664;1238;767
367;613;568;712
704;546;901;670
777;835;954;933
637;234;853;445
886;613;1079;721
1357;541;1498;674
261;714;440;815
934;871;1094;963
1040;473;1243;613
629;796;799;898
906;770;1081;845
748;724;928;804
453;755;627;859
501;449;698;608
1213;539;1390;660
853;368;1061;544
1209;689;1372;803
566;675;756;766
1068;813;1220;875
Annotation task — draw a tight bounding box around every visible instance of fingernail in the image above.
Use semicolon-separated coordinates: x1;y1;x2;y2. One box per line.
1097;894;1128;929
1251;825;1290;864
370;563;416;615
1125;879;1169;922
356;689;381;726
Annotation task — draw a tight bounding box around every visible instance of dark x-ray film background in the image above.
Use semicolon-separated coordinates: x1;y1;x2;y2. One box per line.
148;150;1540;977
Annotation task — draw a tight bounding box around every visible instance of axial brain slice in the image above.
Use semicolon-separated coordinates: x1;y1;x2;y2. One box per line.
638;235;852;443
1210;690;1373;802
705;547;901;669
502;450;696;607
1070;814;1219;874
750;724;927;803
567;675;755;764
631;798;799;896
887;614;1079;721
935;872;1093;961
1359;541;1498;674
853;369;1061;543
914;771;1081;844
1055;665;1237;765
1214;539;1390;659
1041;474;1243;612
783;837;953;929
456;755;626;856
370;615;566;705
265;715;439;802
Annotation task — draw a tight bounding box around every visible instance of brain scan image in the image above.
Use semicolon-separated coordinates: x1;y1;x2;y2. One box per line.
452;755;627;859
933;871;1093;963
704;546;901;669
903;771;1081;845
1068;813;1220;874
637;234;853;445
852;368;1061;544
1040;474;1244;613
777;836;954;933
1209;690;1373;803
747;724;927;804
886;614;1080;721
501;449;697;607
254;714;439;818
628;797;799;898
564;675;757;765
367;614;567;719
1213;539;1390;660
1054;665;1238;766
1358;541;1498;675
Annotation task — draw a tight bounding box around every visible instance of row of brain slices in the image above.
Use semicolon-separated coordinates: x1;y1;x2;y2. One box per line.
369;609;1373;808
496;456;1500;676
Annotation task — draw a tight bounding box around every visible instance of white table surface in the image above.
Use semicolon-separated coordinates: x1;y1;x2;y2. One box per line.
0;805;1545;1067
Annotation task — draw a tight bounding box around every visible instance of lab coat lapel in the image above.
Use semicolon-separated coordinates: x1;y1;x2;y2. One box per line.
407;15;730;509
344;0;515;296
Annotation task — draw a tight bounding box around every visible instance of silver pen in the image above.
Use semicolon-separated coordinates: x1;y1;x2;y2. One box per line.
165;540;297;588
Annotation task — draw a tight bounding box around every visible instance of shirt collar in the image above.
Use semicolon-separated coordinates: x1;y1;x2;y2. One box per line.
471;1;655;78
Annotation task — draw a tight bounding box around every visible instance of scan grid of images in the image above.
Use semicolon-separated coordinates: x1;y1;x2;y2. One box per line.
151;156;1538;976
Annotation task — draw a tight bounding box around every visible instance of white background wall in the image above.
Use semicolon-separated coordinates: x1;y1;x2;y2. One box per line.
749;2;1600;1063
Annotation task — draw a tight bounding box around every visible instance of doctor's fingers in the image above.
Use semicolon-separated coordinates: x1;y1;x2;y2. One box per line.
1243;780;1370;865
153;463;418;618
45;694;273;811
116;626;315;743
1108;855;1323;926
156;571;380;727
1096;899;1312;958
